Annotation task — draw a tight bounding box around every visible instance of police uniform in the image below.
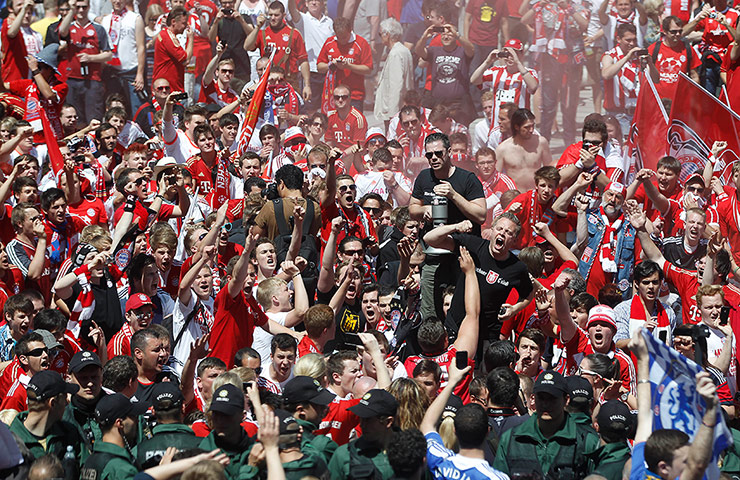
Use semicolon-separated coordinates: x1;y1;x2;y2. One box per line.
134;423;201;469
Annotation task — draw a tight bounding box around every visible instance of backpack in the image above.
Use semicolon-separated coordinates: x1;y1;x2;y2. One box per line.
272;198;319;279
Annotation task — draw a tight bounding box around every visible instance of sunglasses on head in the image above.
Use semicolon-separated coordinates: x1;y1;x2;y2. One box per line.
425;150;446;160
25;347;49;357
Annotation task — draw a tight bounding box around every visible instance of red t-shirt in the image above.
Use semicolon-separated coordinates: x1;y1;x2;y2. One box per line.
695;9;740;53
1;21;29;82
316;34;373;100
648;41;702;100
564;327;636;395
325;107;367;150
7;80;68;142
507;189;568;250
153;29;187;91
159;265;181;298
631;181;683;223
314;394;361;445
210;288;268;368
0;358;22;397
191;418;258;437
0;205;15;246
114;201;175;232
68;196;109;226
465;0;507;46
404;345;475;402
716;188;740;266
198;78;239;107
1;375;28;411
254;23;309;75
0;267;24;314
185;155;218;194
51;332;82;375
64;21;109;81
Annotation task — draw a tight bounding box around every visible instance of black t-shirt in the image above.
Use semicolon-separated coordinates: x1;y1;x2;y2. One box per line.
218;16;254;79
662;236;707;271
427;44;472;101
445;233;533;342
317;287;365;350
412;167;485;236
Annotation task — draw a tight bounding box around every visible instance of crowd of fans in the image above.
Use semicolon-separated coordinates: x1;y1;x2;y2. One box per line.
1;0;740;477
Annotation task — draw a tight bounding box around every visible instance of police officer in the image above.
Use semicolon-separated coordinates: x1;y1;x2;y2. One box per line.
63;351;104;455
493;370;601;479
327;389;397;480
591;400;634;480
275;409;330;478
134;382;201;468
199;384;257;479
282;376;338;464
80;393;148;480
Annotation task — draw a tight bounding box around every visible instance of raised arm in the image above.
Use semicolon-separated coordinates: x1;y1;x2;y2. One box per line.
626;201;666;269
282;261;308;327
243;13;265;51
317;217;342;293
553;274;577;343
285;204;304;263
227;233;257;298
8;0;34;38
533;222;578;265
552;172;593;216
359;332;391;389
58;0;76;38
423;221;471;252
629;329;653;444
202;41;225;87
451;247;480;359
414;25;435;59
470;49;497;86
681;372;719;480
178;245;216;305
598;0;610;26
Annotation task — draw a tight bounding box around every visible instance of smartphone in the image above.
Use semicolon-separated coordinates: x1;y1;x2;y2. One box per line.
455;350;468;370
345;332;364;347
172;92;188;102
432;26;445;33
720;305;731;326
658;330;668;344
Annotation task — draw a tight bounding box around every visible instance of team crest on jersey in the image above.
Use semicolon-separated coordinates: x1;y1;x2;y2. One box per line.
55;358;64;369
171;277;179;287
349;48;354;55
581;246;593;263
87;28;94;35
283;34;290;41
485;271;499;284
87;208;96;218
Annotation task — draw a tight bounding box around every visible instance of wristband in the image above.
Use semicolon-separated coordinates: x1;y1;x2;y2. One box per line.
124;194;137;213
31;69;40;76
637;379;650;384
586;163;601;174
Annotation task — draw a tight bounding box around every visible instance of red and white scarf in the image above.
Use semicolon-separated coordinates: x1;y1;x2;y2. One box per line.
67;265;96;337
532;2;569;63
208;149;231;208
107;11;123;67
629;294;670;330
599;207;623;273
321;68;337;114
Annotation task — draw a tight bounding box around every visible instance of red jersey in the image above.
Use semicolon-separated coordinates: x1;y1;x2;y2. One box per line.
316;34;373;100
65;21;110;82
159;265;181;298
1;373;29;412
631;182;683;223
6;237;51;305
153;29;187;92
722;47;740;110
0;358;22;397
696;9;740;54
210;288;268;368
320;202;377;247
1;21;28;82
191;419;258;438
717;187;740;266
254;23;308;75
325;107;367;150
0;205;15;246
297;335;321;357
113;201;175;232
51;331;83;375
563;327;636;395
185;155;219;194
648;41;701;100
314;394;361;445
7;79;68;142
507;189;568;250
108;322;134;358
404;345;475;402
480;65;538;125
67;196;109;226
0;267;24;313
557;141;608;177
198;78;239;107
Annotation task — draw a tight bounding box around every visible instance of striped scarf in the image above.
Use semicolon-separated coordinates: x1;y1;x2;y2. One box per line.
532;1;570;63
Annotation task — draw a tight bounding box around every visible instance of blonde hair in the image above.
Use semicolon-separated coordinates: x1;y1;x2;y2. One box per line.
181;460;226;480
256;276;287;309
294;353;328;384
642;0;663;16
439;414;458;451
231;366;257;384
387;378;429;430
145;3;164;24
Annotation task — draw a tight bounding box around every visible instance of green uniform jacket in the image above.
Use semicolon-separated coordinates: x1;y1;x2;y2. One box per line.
591;442;632;480
296;418;338;464
9;411;87;464
80;441;138;480
63;400;103;457
721;428;740;475
199;432;259;480
493;413;601;478
134;423;202;468
327;436;394;480
283;452;329;480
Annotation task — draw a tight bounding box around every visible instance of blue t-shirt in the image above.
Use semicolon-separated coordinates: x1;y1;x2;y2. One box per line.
630;442;667;480
425;431;510;480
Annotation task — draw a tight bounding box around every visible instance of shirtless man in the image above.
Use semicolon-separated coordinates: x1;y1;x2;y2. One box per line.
495;108;551;191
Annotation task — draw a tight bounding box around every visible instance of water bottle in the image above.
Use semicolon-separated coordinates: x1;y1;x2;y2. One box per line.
63;445;77;480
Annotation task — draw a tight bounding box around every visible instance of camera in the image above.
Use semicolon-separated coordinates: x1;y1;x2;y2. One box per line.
497;50;510;58
148;141;163;151
634;48;649;57
432;26;445;33
172;92;188;102
709;11;717;18
262;182;279;200
222;7;233;15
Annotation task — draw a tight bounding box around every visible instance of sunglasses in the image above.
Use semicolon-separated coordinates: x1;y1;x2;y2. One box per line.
577;368;600;377
367;138;385;146
155;86;171;92
363;206;381;214
133;310;153;319
220;69;234;74
133;177;147;186
28;214;43;222
338;184;356;193
25;347;49;357
401;118;419;127
311;122;325;128
425;150;445;160
667;29;682;34
333;94;349;100
343;248;364;256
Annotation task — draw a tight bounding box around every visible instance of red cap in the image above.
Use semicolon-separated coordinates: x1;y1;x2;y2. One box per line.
606;181;626;197
587;305;617;331
685;172;706;187
503;39;523;51
126;293;153;312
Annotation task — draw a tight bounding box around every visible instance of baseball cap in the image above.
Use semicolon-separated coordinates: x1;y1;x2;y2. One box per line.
275;409;301;435
35;329;62;350
209;384;245;416
68;351;102;373
365;127;386;145
596;400;635;439
284;126;307;145
283;376;335;406
533;370;568;397
152;382;185;410
566;375;594;405
606;182;626;196
587;304;617;331
126;293;153;313
685;172;706;187
27;370;79;401
95;393;149;424
348;389;398;418
443;394;463;416
503;39;523;50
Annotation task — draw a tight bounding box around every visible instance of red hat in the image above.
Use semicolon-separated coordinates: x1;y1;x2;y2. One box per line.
606;181;626;197
126;293;153;312
587;304;617;331
685;172;706;187
503;39;524;51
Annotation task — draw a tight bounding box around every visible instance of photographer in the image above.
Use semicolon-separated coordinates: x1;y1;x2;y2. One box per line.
206;0;254;81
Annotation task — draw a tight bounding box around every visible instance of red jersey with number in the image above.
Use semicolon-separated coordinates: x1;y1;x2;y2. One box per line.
1;21;28;82
325;107;367;150
198;78;239;107
255;23;308;75
404;345;474;402
153;30;187;91
210;288;268;368
315;394;361;445
316;34;373;100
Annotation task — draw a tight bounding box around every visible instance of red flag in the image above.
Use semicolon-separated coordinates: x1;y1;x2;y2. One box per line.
667;73;740;184
42;109;65;176
235;51;275;156
625;72;668;178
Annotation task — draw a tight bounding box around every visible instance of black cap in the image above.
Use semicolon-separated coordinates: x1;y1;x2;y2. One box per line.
283;376;335;406
68;351;102;374
596;400;635;439
95;393;149;424
152;382;184;410
27;370;79;401
348;389;398;418
275;409;300;435
533;370;568;397
209;384;245;416
443;394;463;416
566;376;594;404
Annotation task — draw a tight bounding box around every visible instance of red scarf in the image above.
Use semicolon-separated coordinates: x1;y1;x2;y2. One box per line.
532;2;570;63
267;83;300;115
321;68;337;114
107;10;123;67
629;294;669;328
208;149;231;208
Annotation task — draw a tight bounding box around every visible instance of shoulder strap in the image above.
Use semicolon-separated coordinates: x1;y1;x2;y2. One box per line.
651;40;660;64
273;198;290;235
685;40;693;73
173;301;201;350
302;200;314;236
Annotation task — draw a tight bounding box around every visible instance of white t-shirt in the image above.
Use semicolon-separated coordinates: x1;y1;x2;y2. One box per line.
263;362;295;393
354;170;412;205
295;11;334;72
172;291;215;374
253;310;289;369
101;10;140;71
165;125;200;164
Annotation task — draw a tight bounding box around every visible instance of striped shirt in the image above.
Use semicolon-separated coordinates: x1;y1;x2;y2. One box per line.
108;322;135;358
426;431;510;480
602;46;640;111
480;65;538;127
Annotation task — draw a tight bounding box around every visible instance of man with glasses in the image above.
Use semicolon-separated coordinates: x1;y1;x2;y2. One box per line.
58;0;113;124
199;47;239;109
326;84;368;151
320;173;377;251
1;331;51;410
108;294;154;357
397;105;436;178
134;78;185;137
648;16;701;100
7;203;51;305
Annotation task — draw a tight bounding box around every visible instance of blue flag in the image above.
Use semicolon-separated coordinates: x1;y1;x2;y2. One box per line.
642;329;732;480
